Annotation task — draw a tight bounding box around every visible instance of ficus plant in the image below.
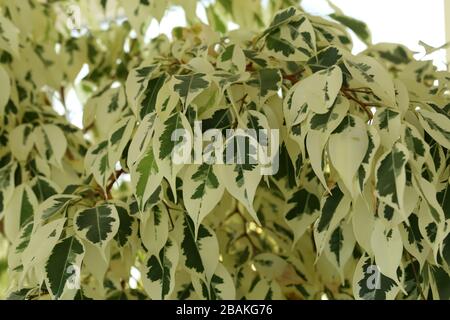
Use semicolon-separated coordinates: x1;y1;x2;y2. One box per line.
0;0;449;300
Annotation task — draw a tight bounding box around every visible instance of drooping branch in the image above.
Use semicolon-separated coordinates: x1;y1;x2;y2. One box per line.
59;86;66;109
105;168;125;199
82;122;95;134
341;87;374;120
406;252;427;300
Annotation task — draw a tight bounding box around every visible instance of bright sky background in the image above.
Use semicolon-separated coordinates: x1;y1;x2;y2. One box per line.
66;0;448;128
149;0;447;67
302;0;447;68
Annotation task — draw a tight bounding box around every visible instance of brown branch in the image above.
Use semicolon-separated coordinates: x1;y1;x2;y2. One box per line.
283;74;299;84
236;93;248;116
59;86;66;109
65;148;75;161
282;67;305;85
232;231;259;255
232;210;261;255
162;199;179;231
245;62;255;73
345;88;372;94
43;92;52;107
82;122;95;134
105;169;125;198
406;252;426;300
341;88;374;120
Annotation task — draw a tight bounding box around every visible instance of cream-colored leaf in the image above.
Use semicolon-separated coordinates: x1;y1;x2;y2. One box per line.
328;115;368;198
370;220;402;283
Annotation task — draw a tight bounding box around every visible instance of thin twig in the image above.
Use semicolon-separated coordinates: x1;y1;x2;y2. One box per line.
82;122;95;134
341;88;374;120
59;86;66;109
233;231;259;254
406;252;426;300
162;199;177;231
105;168;125;198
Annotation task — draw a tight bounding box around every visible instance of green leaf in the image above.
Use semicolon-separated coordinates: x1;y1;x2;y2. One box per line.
285;66;342;125
400;213;429;267
209;264;236;300
417;108;450;150
375;143;409;212
176;215;219;282
353;255;398;300
140;74;167;119
357;127;380;192
86;116;135;189
329;13;371;45
74;204;119;248
402;124;429;171
183;164;224;235
192;263;236;300
173;73;210;109
262;11;315;61
114;203;135;247
263;7;299;37
158;112;189;160
265;33;296;59
39;194;81;220
45;236;85;300
314;186;351;255
216;134;262;224
202;108;233;132
308;46;343;72
317;187;345;233
131;145;162;211
328;115;368;198
344;55;396;105
371;221;403;282
372;108;402;151
153;112;192;199
217;44;246;73
247;68;282;104
324;223;355;277
126;64;160;117
284;188;320;244
31;177;59;202
9;124;34;162
33;124;67;167
140;203;169;254
11;218;65;277
3;184;38;242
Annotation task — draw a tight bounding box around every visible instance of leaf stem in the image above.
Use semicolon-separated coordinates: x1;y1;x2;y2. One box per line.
162;199;178;231
406;252;426;300
341;88;374;120
105;168;125;198
59;86;66;109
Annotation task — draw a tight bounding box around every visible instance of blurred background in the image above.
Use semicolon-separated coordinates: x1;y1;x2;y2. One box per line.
0;0;448;298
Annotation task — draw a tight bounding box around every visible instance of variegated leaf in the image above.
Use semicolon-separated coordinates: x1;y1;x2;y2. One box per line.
142;237;179;300
74;204;119;249
45;236;85;300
